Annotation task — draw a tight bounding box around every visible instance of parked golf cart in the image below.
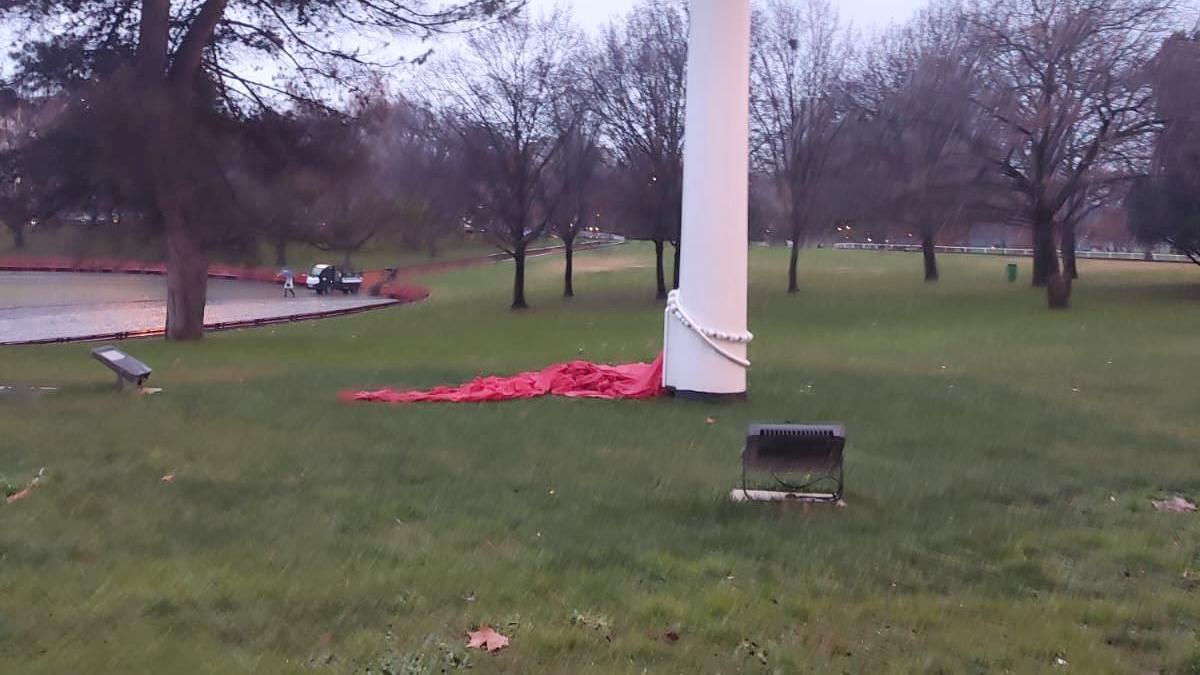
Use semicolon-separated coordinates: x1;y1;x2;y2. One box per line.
306;264;363;295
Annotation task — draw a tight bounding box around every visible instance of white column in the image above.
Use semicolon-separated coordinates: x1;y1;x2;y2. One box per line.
663;0;752;398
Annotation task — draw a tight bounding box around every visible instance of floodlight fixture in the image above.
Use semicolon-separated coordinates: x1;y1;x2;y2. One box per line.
731;423;845;504
91;346;152;388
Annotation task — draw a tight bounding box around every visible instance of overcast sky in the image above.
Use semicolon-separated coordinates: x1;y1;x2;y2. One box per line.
528;0;930;33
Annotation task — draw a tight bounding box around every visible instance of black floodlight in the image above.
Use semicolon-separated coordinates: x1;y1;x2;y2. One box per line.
91;346;152;387
731;423;845;503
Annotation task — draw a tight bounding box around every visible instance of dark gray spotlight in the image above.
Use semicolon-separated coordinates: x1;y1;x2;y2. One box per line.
91;346;152;388
731;423;845;504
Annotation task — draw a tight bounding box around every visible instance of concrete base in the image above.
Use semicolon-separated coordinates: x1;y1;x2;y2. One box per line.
730;489;846;505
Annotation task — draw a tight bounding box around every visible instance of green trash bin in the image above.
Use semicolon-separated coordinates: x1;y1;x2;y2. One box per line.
1006;263;1018;283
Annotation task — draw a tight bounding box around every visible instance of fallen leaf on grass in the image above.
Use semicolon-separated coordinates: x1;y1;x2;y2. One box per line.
161;473;176;483
6;486;33;504
1152;496;1196;513
664;623;682;643
5;468;45;504
466;625;509;653
705;417;716;425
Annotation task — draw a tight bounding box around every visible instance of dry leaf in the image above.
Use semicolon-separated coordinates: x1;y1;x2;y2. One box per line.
466;624;509;653
1152;497;1197;513
705;417;716;425
6;486;33;504
161;473;176;483
5;469;42;504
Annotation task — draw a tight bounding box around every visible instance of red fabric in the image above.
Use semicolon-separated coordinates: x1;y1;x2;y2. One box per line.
343;354;664;404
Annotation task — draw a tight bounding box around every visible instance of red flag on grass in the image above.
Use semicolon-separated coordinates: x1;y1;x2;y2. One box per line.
342;353;663;404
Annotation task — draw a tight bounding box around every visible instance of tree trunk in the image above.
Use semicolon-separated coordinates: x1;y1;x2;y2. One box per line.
1047;272;1071;309
164;224;208;341
788;206;806;293
653;238;667;300
8;223;25;249
563;239;575;298
1031;210;1059;287
273;233;287;266
671;240;681;289
1061;221;1078;280
512;243;528;310
787;239;800;293
922;232;939;282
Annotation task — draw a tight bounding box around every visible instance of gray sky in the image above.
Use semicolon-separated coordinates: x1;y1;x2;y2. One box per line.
528;0;930;33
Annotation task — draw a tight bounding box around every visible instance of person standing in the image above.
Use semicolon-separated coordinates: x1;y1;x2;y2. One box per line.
282;268;296;298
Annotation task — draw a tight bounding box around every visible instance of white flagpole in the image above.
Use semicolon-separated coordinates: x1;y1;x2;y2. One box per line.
663;0;753;400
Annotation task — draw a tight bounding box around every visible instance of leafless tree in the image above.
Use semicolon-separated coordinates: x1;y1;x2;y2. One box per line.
430;7;584;309
552;118;603;298
967;0;1179;306
586;0;688;299
366;99;474;260
751;0;853;293
848;1;998;281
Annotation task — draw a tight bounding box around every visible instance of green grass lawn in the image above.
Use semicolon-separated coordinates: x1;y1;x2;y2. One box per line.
2;245;1199;674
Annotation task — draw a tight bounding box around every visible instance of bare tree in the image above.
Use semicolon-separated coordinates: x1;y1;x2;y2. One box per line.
967;0;1178;306
587;0;688;300
848;1;997;282
751;0;853;293
431;7;583;309
367;99;474;259
553;120;603;298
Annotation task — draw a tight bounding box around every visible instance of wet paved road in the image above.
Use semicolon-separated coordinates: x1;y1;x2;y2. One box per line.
0;272;395;343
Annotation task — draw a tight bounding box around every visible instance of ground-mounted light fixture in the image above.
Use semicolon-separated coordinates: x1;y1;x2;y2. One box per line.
91;345;152;388
731;423;845;504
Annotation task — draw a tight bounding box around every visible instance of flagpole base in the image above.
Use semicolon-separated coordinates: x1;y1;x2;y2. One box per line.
666;387;746;403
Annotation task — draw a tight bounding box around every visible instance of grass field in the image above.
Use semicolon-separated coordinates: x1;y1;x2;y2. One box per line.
2;245;1199;674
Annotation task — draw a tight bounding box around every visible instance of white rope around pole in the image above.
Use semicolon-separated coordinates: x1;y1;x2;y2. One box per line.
665;289;752;368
